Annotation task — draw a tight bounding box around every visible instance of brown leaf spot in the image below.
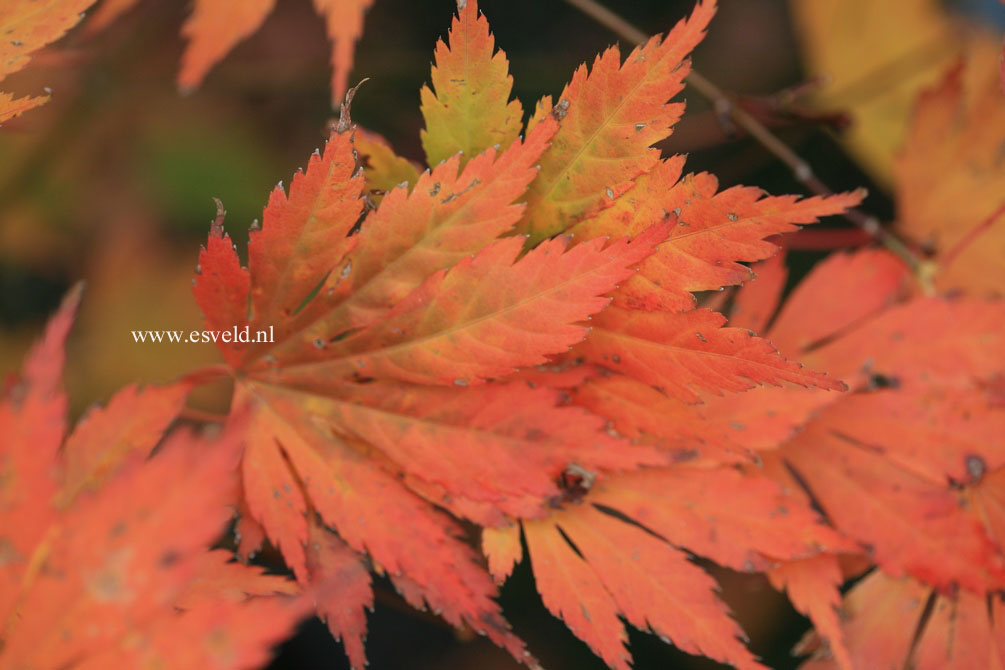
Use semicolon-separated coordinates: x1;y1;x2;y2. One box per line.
553;98;571;121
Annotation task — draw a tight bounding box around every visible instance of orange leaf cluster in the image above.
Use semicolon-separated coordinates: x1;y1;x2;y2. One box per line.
185;1;871;667
4;1;1002;668
707;59;1005;669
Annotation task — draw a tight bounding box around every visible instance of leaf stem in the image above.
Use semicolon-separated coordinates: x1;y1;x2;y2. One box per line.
177;364;232;386
560;0;923;271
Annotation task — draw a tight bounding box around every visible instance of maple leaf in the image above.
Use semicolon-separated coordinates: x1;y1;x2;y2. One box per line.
766;555;851;670
523;505;764;670
516;1;715;243
791;458;1005;666
177;0;278;95
420;0;523;169
0;288;307;670
894;61;1005;294
187;1;862;667
0;0;97;124
729;251;788;334
312;0;376;105
87;0;373;104
193;115;668;664
570;158;865;313
575;306;845;404
708;244;1005;667
179;0;372;104
789;0;1002;180
483;464;849;670
798;571;1005;670
753;75;1005;620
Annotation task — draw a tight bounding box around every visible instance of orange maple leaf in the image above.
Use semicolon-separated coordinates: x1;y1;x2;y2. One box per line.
186;1;864;667
0;288;308;669
0;0;97;124
87;0;374;105
894;60;1005;294
709;241;1004;668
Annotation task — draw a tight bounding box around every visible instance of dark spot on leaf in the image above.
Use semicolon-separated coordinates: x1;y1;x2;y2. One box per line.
867;373;900;390
671;449;699;463
160;550;181;568
553;98;571;121
966;454;986;483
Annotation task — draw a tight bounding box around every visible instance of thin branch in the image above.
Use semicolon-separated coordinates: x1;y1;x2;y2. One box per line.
561;0;922;271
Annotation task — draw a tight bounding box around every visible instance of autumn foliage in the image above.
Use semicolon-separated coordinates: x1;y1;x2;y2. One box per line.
2;0;1004;669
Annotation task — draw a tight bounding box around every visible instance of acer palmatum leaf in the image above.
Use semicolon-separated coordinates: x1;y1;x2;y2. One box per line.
578;306;846;404
716;246;1005;665
728;252;789;334
572;159;866;312
269;225;667;386
0;0;97;123
0;290;306;670
187;1;868;667
269;115;559;354
178;0;276;94
525;505;766;670
799;571;1004;670
765;248;910;355
767;555;852;670
421;0;523;169
305;517;374;670
894;61;1005;295
176;0;372;104
517;0;716;242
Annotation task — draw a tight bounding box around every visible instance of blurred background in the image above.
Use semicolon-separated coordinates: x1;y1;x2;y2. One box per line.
0;0;1001;667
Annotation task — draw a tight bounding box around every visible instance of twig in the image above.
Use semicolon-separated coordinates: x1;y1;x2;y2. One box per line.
561;0;923;271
